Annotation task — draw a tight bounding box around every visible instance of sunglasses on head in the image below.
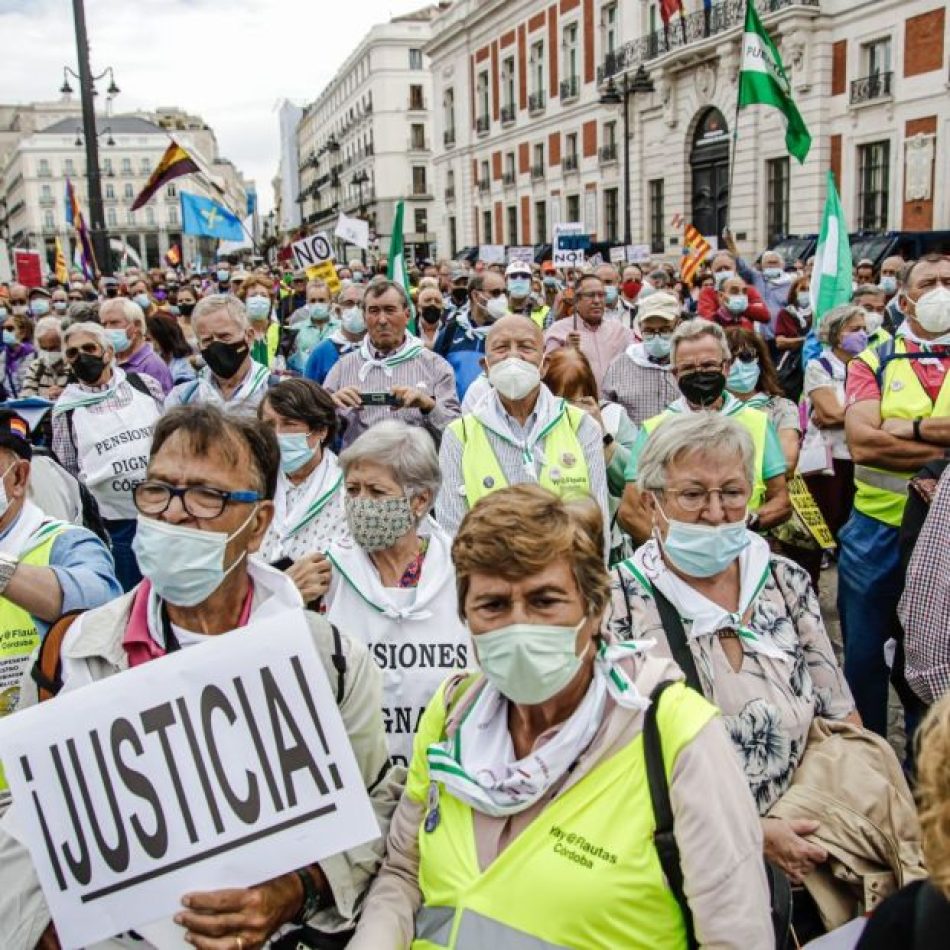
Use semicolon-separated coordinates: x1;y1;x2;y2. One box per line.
733;349;757;363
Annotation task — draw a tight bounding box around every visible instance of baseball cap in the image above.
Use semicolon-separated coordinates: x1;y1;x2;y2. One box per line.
0;410;32;460
636;291;681;324
505;261;532;279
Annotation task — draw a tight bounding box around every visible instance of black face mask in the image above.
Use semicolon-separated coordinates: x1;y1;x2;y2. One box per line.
420;305;443;325
72;352;107;385
678;370;726;408
105;286;119;299
178;302;195;317
451;289;468;306
201;340;249;379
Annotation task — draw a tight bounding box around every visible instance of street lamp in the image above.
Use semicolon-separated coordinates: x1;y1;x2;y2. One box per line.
599;64;654;246
60;0;121;276
351;170;370;264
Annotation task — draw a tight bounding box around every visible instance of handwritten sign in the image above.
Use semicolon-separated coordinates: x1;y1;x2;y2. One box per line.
507;246;534;265
291;231;333;271
788;475;836;550
0;610;379;949
478;244;505;265
307;260;341;295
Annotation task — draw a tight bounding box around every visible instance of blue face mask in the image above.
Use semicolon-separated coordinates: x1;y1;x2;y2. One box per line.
796;291;811;309
309;302;331;322
508;278;531;298
879;275;897;295
106;328;131;353
543;276;558;289
727;358;760;394
762;267;783;281
726;293;748;314
643;334;672;360
655;501;750;578
216;269;230;283
246;296;271;320
0;308;6;320
31;298;50;317
277;432;316;475
605;285;619;306
2;330;16;347
133;293;151;311
131;506;258;607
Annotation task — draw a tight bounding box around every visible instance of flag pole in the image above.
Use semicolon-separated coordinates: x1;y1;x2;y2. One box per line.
725;92;741;236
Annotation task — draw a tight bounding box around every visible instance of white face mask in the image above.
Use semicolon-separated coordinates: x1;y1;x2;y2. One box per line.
913;286;950;335
39;349;62;367
864;311;884;335
487;356;541;400
0;461;16;519
483;293;509;321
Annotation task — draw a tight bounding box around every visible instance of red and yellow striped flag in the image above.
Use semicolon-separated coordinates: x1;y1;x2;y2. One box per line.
680;224;711;284
53;236;69;284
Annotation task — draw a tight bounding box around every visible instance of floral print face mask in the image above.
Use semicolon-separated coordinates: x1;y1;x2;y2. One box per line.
345;495;414;551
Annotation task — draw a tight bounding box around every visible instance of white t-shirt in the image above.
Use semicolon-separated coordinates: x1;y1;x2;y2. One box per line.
803;353;850;460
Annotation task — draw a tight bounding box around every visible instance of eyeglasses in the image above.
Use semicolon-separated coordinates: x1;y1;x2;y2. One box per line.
661;486;751;512
642;329;673;340
481;288;506;298
64;342;103;360
133;480;261;519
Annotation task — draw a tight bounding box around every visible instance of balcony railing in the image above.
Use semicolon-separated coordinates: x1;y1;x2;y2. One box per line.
444;129;456;148
502;171;516;186
850;71;893;105
559;76;580;100
530;164;545;180
598;0;820;81
478;180;490;193
409;138;429;152
562;154;579;172
38;196;55;207
476;115;490;134
445;186;455;201
528;91;546;114
599;143;618;164
501;103;516;125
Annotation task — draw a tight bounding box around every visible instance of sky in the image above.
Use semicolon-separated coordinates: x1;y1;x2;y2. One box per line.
0;0;432;214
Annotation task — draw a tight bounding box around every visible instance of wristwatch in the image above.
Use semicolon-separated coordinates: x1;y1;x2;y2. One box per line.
0;553;19;595
912;417;925;442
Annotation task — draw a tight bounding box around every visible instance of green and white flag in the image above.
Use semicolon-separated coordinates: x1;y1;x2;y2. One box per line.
809;171;853;324
738;1;811;163
387;199;416;329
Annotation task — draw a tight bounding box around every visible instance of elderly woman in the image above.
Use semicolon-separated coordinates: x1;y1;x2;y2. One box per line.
20;315;69;399
324;420;471;767
240;271;281;368
350;483;772;949
52;321;164;590
258;378;346;590
611;412;859;885
0;309;36;398
802;304;868;540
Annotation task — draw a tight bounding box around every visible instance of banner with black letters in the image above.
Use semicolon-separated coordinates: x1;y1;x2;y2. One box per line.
0;610;379;949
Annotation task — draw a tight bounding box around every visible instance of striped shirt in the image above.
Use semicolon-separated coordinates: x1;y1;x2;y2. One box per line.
324;336;461;448
602;346;680;426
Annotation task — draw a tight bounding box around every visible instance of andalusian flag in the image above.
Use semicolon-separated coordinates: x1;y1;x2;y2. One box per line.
737;1;811;163
387;200;415;326
53;237;69;284
809;171;852;324
131;140;200;211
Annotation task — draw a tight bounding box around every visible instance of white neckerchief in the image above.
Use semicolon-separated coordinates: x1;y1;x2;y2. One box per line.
630;534;787;661
326;517;452;622
625;341;672;371
426;640;653;817
272;451;343;541
357;335;424;381
53;365;127;415
145;557;303;649
200;359;270;404
0;501;55;557
455;309;491;341
474;384;566;479
667;390;745;417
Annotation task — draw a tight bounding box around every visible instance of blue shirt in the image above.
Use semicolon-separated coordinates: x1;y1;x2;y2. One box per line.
434;319;487;401
0;508;122;637
304;337;356;385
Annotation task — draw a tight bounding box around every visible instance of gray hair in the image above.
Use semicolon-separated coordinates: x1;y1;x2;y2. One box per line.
192;293;249;333
637;413;755;493
818;304;865;347
66;300;98;325
100;296;145;331
364;277;410;310
64;320;113;353
670;317;730;364
339;420;441;514
34;316;64;340
852;283;885;299
761;249;785;268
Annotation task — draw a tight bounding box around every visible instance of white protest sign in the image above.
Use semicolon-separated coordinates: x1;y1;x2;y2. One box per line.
507;245;534;265
609;246;626;264
0;610;379;949
479;244;505;264
626;244;652;263
334;212;370;251
552;247;586;268
291;231;334;271
588;253;604;266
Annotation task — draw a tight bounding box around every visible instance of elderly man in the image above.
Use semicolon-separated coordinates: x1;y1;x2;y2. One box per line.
602;291;682;424
618;318;790;543
326;278;460;449
852;283;890;345
288;277;338;371
20;315;68;400
544;273;630;389
304;282;367;384
879;254;907;331
839;253;950;736
595;262;624;320
0;405;119;713
437;314;609;544
696;249;771;326
0;404;398;949
53;321;164;590
854;258;876;285
100;296;174;393
165;294;271;416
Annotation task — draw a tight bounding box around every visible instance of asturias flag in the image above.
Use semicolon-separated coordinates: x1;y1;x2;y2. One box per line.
737;1;811;163
131;140;200;211
180;192;245;241
809;171;853;325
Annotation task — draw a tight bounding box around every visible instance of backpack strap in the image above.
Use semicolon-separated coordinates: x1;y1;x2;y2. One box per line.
329;623;346;704
651;586;703;694
30;610;83;701
125;371;153;399
643;680;698;950
435;316;459;358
